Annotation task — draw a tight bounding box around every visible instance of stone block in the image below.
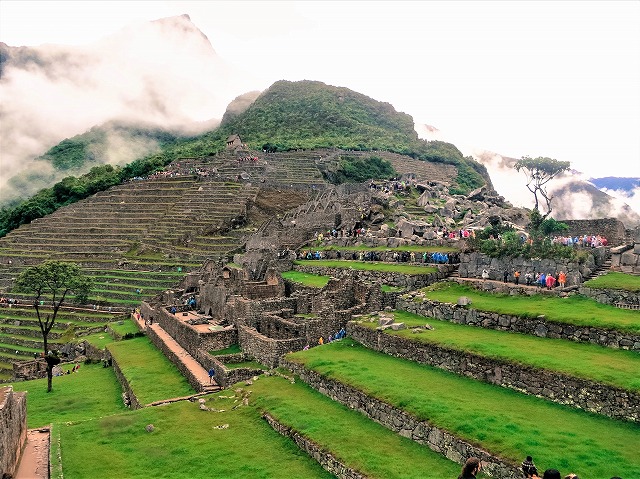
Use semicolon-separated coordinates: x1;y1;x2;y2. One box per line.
390;322;406;330
377;317;394;327
456;296;472;306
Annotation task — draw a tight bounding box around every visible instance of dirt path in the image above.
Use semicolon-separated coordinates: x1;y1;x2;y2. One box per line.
15;428;49;479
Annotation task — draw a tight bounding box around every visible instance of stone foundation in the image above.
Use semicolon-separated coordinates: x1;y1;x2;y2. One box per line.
110;354;141;409
579;286;640;307
0;386;27;479
263;412;366;479
282;359;521;479
348;323;639;422
396;297;640;351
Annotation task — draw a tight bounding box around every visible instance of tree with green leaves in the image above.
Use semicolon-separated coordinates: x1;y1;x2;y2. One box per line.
15;261;93;392
514;156;570;219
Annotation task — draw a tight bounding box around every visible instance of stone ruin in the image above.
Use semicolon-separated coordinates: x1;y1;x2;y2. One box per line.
0;386;27;478
611;225;640;274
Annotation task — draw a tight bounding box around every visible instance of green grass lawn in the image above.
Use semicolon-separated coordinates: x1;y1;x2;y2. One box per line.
584;271;640;292
251;375;468;478
422;282;640;333
286;339;640;479
9;362;127;428
82;331;117;349
107;336;194;404
356;311;640;392
108;318;141;337
210;344;242;355
295;260;438;275
52;389;334;479
282;270;330;288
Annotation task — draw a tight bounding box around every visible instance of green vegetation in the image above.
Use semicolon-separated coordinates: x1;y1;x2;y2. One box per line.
381;285;404;293
288;340;640;479
107;336;194;404
210;344;242;356
324;155;397;184
422;282;640;333
584;271;640;292
52;387;334;479
1;80;487;237
251;375;465;478
294;260;437;275
358;311;640;391
9;362;127;428
109;319;141;338
282;270;330;288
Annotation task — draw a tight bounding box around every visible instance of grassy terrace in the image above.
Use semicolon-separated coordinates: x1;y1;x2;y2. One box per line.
107;336;194;404
282;271;330;288
250;375;465;478
10;362;127;428
356;311;640;392
294;260;438;275
286;340;640;479
421;282;640;333
583;271;640;292
52;396;335;479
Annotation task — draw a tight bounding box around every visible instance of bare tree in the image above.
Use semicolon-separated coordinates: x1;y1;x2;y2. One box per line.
15;260;92;392
514;156;570;219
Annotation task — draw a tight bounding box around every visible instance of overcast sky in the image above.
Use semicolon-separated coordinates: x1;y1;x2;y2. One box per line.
1;0;639;179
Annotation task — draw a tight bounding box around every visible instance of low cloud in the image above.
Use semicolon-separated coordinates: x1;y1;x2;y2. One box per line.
0;14;253;204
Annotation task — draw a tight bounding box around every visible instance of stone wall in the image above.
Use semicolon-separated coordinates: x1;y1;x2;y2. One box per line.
579;286;640;307
12;359;48;382
611;226;640;273
238;325;305;368
145;325;206;393
263;412;366;479
396;297;640;351
562;218;627;246
282;359;521;479
293;264;454;290
194;351;263;389
348;323;639;421
110;355;141;409
0;386;27;479
457;249;607;287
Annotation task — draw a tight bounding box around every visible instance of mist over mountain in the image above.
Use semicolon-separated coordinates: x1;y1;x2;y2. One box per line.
0;14;252;204
470;150;640;228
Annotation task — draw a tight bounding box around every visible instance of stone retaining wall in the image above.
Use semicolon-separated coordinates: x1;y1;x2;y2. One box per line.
110;355;142;409
282;359;520;479
457;249;607;287
579;286;640;306
239;325;305;368
348;323;639;421
195;351;264;389
145;325;206;393
396;297;640;351
293;264;454;290
263;412;366;479
0;386;27;479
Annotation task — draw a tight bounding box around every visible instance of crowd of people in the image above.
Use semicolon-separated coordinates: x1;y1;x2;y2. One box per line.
549;234;608;248
304;328;348;349
492;269;568;289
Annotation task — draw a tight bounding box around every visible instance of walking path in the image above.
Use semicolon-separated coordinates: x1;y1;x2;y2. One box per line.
132;312;219;393
15;428;49;479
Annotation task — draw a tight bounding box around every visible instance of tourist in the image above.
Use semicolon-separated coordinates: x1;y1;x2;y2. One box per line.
481;269;489;280
503;270;509;283
522;456;538;478
457;457;481;479
542;470;561;479
564;474;580;479
558;271;567;288
545;273;556;290
318;336;324;345
514;270;521;285
208;368;215;384
525;271;533;286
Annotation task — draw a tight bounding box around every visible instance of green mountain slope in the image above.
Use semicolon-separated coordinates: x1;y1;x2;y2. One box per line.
1;80;489;237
